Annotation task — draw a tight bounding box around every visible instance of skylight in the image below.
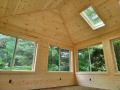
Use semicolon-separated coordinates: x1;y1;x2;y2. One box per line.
80;6;105;30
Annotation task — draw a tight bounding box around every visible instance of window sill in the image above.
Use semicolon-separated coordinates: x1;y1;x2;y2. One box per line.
76;72;109;75
113;72;120;76
46;71;74;75
0;70;36;75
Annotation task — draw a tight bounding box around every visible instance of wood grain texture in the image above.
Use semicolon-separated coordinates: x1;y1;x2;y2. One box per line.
0;9;72;45
0;0;120;90
74;29;120;90
0;8;74;90
0;0;66;17
0;25;74;90
60;0;120;44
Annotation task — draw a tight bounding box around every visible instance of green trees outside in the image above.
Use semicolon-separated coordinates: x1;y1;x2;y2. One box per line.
113;39;120;71
0;34;16;70
83;6;103;26
78;44;106;72
1;33;120;72
13;39;35;70
48;46;70;71
78;48;90;71
60;49;70;71
48;46;59;71
90;45;106;71
0;34;36;70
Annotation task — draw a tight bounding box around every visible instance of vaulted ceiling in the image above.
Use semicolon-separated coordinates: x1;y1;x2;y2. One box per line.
0;0;120;44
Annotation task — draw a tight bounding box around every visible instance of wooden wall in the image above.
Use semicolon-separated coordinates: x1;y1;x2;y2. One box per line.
0;9;75;90
74;28;120;90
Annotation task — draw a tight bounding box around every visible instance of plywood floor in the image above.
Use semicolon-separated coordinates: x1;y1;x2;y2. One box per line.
34;86;107;90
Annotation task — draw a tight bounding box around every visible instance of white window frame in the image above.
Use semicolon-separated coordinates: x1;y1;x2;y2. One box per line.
80;6;105;30
77;44;106;72
112;38;120;72
48;45;71;72
0;33;37;72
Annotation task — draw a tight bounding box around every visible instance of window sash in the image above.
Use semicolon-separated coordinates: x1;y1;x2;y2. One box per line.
78;44;106;72
0;34;36;71
112;39;120;72
48;45;70;72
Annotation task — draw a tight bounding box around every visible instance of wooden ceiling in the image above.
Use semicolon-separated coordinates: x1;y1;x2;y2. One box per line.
0;0;69;17
60;0;120;44
0;0;120;44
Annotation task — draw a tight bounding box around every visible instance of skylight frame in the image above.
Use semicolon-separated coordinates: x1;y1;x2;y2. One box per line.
80;6;105;30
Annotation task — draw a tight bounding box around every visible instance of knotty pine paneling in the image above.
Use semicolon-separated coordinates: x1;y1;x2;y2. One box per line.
60;0;120;44
74;29;120;90
0;30;74;90
0;0;66;17
0;10;74;90
0;9;72;45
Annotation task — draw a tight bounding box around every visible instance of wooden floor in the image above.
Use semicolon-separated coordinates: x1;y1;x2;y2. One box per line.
34;86;107;90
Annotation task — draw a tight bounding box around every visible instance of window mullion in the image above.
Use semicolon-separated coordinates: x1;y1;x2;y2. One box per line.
59;48;61;71
11;38;18;70
69;50;70;71
88;47;92;72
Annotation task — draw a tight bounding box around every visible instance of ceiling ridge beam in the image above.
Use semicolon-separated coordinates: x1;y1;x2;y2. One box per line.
58;9;74;45
57;0;71;10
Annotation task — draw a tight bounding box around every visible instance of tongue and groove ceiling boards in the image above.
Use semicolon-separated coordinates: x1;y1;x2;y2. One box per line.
0;0;73;45
0;0;66;17
59;0;120;44
0;0;120;44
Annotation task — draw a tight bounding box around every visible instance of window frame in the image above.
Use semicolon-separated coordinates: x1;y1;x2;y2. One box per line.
0;33;38;72
80;6;105;30
47;44;73;73
76;43;108;74
111;38;120;73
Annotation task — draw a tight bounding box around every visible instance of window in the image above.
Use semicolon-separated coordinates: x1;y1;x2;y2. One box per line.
112;39;120;71
48;45;70;71
78;44;106;72
80;6;105;30
0;34;37;71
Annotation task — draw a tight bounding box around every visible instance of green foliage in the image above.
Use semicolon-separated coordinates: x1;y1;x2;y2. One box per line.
0;34;16;70
0;34;35;71
113;39;120;71
78;48;90;71
48;46;70;71
78;45;106;72
48;46;59;71
0;58;5;69
60;49;69;71
90;46;106;71
84;6;102;25
13;39;35;70
12;66;32;70
48;64;59;71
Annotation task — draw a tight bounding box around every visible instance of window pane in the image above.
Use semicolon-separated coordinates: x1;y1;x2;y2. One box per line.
113;39;120;71
0;34;16;70
78;48;90;71
48;46;59;71
60;49;70;71
90;44;106;71
13;39;36;70
80;6;105;30
83;6;104;27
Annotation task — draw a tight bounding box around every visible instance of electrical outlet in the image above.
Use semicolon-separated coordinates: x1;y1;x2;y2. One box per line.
9;79;12;83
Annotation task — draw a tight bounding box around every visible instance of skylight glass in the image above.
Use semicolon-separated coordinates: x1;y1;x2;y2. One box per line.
80;6;105;30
